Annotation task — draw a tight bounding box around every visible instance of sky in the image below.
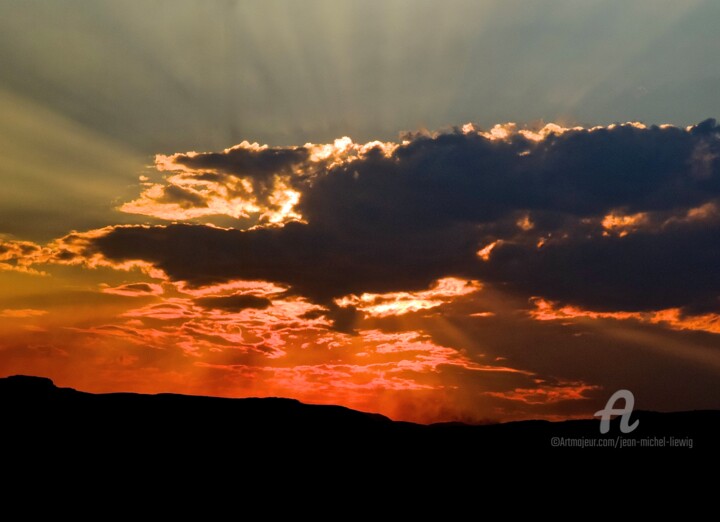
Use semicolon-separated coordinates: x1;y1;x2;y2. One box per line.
1;0;720;423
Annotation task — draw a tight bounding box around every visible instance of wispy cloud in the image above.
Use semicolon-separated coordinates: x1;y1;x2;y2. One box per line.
0;309;48;318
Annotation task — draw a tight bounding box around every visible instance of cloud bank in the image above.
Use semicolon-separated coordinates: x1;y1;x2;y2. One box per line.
3;120;720;422
98;120;720;316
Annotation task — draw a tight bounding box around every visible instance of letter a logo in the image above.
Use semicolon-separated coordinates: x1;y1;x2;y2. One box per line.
594;389;639;434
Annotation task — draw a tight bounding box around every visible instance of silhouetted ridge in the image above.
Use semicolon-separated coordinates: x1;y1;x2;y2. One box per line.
2;375;719;456
0;374;56;396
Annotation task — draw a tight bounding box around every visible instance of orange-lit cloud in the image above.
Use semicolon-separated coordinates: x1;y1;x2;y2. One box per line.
174;279;288;298
486;382;599;405
650;308;720;335
121;141;309;226
662;201;720;228
0;238;46;275
601;211;649;237
468;122;583;142
529;297;643;322
335;277;481;317
530;297;720;336
477;241;500;261
0;227;167;279
597;202;720;238
120;136;401;228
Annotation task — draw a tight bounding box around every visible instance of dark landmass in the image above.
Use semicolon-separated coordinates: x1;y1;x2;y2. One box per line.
2;375;719;460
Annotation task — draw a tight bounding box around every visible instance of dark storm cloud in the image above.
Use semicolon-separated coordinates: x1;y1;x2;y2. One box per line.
93;121;720;314
194;294;272;312
485;220;720;312
174;145;309;180
93;222;476;303
301;121;719;231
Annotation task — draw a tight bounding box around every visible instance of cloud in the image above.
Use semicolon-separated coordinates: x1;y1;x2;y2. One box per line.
102;283;164;297
335;277;481;318
0;238;46;275
0;309;48;318
121;141;311;225
0;227;167;279
85;120;720;318
8;120;720;321
195;294;272;312
120;137;398;226
485;382;600;405
530;297;720;336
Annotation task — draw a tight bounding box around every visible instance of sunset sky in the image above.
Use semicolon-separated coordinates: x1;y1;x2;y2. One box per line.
2;0;720;423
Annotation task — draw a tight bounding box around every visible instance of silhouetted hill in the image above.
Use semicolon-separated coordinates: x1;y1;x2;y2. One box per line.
2;375;719;460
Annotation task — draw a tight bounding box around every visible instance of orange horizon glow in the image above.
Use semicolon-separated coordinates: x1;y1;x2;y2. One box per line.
0;262;609;423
